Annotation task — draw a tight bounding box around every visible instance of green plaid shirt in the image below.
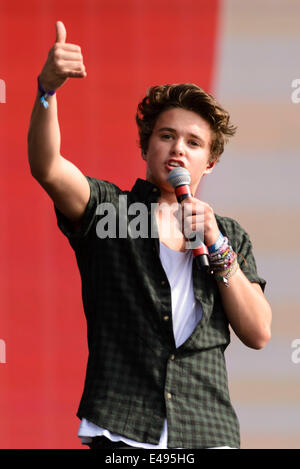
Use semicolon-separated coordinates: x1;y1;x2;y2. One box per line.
55;177;266;449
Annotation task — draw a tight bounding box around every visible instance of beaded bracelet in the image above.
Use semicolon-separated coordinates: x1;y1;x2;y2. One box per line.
211;248;235;270
210;245;236;271
214;255;238;287
37;75;56;109
208;235;239;287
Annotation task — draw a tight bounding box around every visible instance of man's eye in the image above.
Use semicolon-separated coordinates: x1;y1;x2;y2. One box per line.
161;134;172;140
189;140;199;146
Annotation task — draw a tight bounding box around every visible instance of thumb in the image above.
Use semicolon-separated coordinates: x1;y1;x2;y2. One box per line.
55;21;67;44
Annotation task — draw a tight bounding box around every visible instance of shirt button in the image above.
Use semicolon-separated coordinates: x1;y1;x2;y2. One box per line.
170;354;175;361
152;187;158;193
163;315;169;321
161;280;166;286
167;392;172;399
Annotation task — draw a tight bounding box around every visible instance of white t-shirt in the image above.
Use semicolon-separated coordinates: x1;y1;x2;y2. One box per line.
78;242;203;448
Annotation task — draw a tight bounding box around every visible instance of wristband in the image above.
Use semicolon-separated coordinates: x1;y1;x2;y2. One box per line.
208;231;225;254
37;75;56;109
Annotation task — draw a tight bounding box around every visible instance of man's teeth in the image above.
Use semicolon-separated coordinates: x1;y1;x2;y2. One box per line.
169;162;180;167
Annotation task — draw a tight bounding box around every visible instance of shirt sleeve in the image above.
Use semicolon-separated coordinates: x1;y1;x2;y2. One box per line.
54;176;121;250
216;215;267;292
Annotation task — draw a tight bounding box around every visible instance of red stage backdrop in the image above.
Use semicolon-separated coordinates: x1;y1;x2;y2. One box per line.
0;0;220;448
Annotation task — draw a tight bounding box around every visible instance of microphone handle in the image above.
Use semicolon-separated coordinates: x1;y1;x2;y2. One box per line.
174;184;210;271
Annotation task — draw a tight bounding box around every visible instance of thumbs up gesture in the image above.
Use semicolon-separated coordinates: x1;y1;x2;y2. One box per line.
39;21;87;92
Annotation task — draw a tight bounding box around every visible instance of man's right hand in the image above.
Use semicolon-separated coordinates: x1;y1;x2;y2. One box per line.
39;21;87;92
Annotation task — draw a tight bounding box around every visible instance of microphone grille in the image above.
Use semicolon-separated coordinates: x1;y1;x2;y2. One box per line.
167;167;191;188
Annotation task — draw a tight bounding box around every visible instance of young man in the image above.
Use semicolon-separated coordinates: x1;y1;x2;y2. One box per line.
28;22;272;449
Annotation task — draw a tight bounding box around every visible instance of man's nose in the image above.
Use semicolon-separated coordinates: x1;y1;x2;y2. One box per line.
171;138;185;156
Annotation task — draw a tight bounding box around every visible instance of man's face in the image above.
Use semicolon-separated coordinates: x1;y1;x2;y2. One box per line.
143;107;215;199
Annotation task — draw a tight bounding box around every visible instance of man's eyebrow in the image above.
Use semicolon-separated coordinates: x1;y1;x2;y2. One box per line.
157;127;205;144
157;127;176;133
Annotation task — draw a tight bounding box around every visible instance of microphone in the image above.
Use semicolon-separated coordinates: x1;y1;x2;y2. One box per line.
167;167;210;271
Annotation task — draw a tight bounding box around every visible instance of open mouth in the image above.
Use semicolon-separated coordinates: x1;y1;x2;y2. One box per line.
165;159;185;171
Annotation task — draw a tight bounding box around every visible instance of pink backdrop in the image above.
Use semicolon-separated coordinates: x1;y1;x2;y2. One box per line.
0;0;219;448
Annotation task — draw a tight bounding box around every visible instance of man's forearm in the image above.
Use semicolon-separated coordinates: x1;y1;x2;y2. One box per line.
218;268;272;350
28;92;61;181
28;20;86;183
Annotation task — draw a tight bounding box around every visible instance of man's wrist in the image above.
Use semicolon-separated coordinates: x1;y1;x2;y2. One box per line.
37;75;56;109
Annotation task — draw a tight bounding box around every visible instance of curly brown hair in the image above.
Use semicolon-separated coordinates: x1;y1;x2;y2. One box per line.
136;83;237;163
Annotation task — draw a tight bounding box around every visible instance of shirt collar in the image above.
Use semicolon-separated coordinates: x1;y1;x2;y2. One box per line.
130;178;161;202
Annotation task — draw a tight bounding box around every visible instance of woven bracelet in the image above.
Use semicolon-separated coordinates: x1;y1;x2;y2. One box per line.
37;75;56;109
214;256;239;287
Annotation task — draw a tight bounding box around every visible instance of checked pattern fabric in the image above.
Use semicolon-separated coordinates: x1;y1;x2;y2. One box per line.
54;177;266;449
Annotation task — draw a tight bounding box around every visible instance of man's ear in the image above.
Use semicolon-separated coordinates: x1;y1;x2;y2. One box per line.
204;158;217;175
142;151;147;161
